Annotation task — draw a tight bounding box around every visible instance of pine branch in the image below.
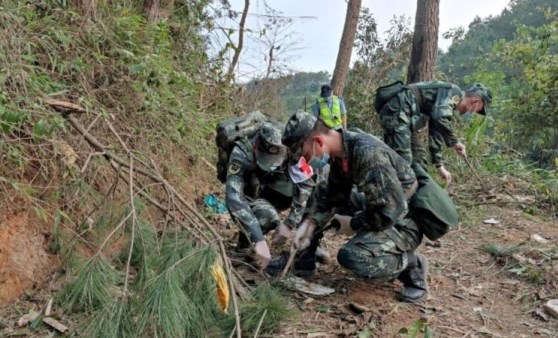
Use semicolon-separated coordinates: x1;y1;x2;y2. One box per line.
137;269;199;338
123;156;136;295
49;99;245;337
220;283;292;336
81;297;134;338
59;255;120;311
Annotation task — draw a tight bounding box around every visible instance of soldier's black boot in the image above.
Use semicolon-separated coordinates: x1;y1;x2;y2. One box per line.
397;252;429;303
235;232;251;253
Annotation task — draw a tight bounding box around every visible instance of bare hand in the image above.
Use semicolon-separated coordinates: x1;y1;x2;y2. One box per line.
293;219;316;250
253;241;271;269
453;142;467;159
271;222;291;245
333;214;355;235
437;165;452;187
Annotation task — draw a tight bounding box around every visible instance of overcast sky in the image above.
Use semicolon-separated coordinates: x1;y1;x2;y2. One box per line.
224;0;511;78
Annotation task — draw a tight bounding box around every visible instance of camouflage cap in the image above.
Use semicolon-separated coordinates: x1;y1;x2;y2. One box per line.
464;83;492;115
255;121;287;170
282;112;317;160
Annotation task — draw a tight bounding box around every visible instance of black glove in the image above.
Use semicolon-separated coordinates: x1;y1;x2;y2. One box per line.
350;211;386;232
349;212;367;231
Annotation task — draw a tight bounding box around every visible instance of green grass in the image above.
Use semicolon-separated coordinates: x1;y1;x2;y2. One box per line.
220;283;294;336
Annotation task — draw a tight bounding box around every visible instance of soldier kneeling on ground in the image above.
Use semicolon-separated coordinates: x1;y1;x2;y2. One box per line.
272;112;430;303
225;121;331;269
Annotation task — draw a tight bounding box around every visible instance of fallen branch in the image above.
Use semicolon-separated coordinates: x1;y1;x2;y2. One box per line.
280;247;297;278
42;317;68;333
253;308;268;338
462;200;530;208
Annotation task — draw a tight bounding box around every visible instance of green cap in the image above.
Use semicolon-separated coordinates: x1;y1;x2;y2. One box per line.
464;83;492;115
255;122;287;170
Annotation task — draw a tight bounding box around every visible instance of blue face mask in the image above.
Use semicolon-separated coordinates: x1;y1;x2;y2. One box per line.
461;111;473;120
308;141;330;170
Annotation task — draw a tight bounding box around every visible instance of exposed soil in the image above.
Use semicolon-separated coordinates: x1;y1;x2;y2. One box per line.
0;208;57;306
276;204;558;337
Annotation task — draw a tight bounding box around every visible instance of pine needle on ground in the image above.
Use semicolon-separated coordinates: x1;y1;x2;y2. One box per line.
220;283;294;336
59;255;120;312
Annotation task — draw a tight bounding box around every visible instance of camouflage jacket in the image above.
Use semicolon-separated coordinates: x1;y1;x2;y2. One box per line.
311;129;417;230
412;81;463;166
225;139;314;243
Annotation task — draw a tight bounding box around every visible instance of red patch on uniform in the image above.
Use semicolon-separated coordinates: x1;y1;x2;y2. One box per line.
342;158;349;173
299;157;312;175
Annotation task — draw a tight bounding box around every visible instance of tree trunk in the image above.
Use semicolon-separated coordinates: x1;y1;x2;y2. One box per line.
331;0;362;97
407;0;440;83
144;0;161;22
227;0;250;80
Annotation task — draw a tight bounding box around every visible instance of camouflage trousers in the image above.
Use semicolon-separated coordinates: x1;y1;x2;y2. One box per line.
337;191;423;280
236;198;282;246
336;218;422;281
249;198;282;232
379;90;428;171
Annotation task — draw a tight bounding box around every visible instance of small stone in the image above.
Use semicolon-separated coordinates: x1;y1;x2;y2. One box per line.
543;299;558;319
483;218;500;225
534;308;549;321
17;309;40;327
530;234;550;244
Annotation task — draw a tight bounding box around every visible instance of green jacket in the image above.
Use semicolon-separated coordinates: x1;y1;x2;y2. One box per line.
225;139;314;242
412;81;463;166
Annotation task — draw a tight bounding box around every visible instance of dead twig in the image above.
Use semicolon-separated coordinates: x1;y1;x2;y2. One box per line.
463;156;487;190
81;151;105;173
280;247;297;278
462;200;530;208
123;156;137;295
201;157;217;171
253;308;268;338
44;97;86;113
437;326;466;335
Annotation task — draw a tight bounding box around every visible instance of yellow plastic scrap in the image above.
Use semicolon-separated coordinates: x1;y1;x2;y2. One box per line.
211;260;230;314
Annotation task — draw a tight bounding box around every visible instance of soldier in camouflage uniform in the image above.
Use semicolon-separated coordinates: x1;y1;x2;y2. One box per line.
225;122;314;269
378;82;492;185
280;112;429;303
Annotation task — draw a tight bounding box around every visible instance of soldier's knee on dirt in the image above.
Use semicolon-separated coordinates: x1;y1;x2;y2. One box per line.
337;241;405;281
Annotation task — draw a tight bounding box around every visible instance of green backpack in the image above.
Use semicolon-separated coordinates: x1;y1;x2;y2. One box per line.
215;111;268;183
373;81;407;112
408;164;458;240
